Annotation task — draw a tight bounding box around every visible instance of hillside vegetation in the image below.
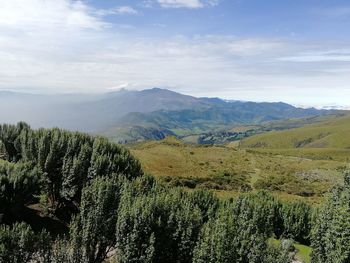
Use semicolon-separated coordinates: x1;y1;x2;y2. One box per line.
128;137;348;202
1;122;322;263
105;99;330;143
2;123;350;263
180;114;341;145
241;113;350;149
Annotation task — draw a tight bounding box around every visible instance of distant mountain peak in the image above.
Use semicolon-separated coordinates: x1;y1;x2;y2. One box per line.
0;87;339;137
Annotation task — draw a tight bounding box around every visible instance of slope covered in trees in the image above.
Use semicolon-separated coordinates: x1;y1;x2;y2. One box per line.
0;122;142;223
0;123;349;263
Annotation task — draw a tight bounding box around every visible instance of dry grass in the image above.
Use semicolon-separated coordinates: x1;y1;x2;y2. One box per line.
128;137;348;203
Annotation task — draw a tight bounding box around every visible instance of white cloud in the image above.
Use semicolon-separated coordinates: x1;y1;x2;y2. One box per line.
156;0;218;9
227;39;285;56
0;0;106;30
115;6;138;14
0;0;349;106
278;49;350;62
96;6;138;16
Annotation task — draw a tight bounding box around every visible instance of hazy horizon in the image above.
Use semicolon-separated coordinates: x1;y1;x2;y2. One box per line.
1;87;349;110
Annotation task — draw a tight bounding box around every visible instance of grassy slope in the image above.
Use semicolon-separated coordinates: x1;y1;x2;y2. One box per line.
270;238;312;263
126;114;349;263
240;114;350;149
294;243;312;263
128;137;347;203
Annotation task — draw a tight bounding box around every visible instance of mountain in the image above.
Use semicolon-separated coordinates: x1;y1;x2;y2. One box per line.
0;88;209;131
100;96;332;143
240;113;350;149
0;88;336;142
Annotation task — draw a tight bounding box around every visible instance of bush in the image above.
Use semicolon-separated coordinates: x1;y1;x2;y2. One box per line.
0;222;51;263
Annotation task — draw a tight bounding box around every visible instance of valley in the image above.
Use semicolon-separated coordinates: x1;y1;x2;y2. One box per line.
126;112;350;203
2;1;350;261
1;103;349;263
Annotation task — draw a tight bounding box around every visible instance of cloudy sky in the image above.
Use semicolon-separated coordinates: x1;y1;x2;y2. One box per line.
1;0;350;107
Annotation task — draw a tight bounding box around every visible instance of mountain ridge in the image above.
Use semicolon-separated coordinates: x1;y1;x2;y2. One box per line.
0;88;338;142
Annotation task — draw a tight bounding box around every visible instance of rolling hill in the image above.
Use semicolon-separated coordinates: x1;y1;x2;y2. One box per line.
127;113;350;202
240;113;350;149
95;89;333;143
128;137;348;202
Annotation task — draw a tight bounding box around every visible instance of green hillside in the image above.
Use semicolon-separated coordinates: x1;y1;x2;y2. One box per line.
240;114;350;149
128;137;348;203
98;89;332;143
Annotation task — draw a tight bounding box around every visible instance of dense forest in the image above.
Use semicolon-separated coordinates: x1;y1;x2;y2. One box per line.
0;123;349;262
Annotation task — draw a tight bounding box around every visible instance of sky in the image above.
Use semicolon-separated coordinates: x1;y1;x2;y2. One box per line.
1;0;350;107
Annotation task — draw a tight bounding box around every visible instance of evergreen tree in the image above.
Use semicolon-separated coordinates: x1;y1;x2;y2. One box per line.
0;222;51;263
281;201;312;244
0;123;143;213
192;201;293;263
69;176;125;263
311;171;350;263
0;160;42;217
116;186;202;263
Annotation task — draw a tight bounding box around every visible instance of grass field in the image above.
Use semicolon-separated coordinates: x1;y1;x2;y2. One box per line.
241;114;350;149
294;243;312;263
128;137;348;203
269;238;312;263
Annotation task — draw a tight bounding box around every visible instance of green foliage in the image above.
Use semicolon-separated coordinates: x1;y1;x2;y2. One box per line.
281;201;312;244
0;160;42;213
192;202;293;263
311;171;350;263
0;123;142;212
0;122;30;161
265;239;295;263
234;192;282;237
163;171;252;192
294;243;312;263
0;122;333;263
116;187;203;263
0;140;7;160
0;123;145;262
0;222;51;263
0;173;314;263
69;176;125;263
189;189;219;221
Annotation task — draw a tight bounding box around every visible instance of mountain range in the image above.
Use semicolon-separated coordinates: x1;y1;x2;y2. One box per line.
0;88;335;143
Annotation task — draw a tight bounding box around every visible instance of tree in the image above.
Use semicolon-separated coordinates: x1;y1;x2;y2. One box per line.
116;186;202;263
0;222;51;263
311;171;350;263
192;207;238;263
192;202;292;263
0;122;30;161
0;123;143;213
0;160;42;218
0;140;8;160
281;201;312;244
69;176;125;263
